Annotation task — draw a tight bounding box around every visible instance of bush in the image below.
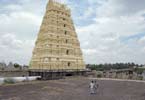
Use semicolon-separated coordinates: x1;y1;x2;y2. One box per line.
138;76;143;80
97;74;102;78
4;78;15;84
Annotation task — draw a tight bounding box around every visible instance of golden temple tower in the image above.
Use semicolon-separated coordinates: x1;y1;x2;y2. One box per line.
29;0;85;71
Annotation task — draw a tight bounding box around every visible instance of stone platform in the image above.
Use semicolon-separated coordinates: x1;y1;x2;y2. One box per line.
29;70;87;80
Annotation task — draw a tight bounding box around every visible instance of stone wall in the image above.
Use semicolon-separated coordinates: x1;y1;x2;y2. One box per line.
0;70;29;77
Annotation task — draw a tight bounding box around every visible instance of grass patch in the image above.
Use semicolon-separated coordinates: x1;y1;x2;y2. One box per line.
3;78;15;84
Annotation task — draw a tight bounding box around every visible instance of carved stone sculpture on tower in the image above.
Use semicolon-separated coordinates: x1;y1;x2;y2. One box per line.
29;0;85;71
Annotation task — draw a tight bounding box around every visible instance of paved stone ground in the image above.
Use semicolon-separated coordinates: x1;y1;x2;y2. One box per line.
0;77;145;100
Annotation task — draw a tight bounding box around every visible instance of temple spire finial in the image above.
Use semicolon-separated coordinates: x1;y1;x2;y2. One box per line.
49;0;53;3
49;0;63;4
48;0;54;6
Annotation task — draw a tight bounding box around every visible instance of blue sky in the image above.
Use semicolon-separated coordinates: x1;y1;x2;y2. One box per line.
0;0;145;65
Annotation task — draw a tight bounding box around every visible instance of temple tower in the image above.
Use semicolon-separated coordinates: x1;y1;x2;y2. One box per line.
29;0;85;71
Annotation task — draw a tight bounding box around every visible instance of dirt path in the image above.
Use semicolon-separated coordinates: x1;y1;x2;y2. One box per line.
0;77;145;100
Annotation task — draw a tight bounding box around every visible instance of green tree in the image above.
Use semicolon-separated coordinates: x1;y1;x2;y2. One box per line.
14;63;21;69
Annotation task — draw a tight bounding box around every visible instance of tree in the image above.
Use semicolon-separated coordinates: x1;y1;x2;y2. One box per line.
14;63;21;69
87;62;142;71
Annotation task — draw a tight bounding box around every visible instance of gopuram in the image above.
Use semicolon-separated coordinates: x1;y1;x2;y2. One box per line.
29;0;86;79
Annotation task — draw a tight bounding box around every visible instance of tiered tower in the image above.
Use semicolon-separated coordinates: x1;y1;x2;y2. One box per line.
29;0;85;71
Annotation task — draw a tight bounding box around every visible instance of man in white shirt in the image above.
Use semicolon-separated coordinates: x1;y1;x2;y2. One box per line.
89;80;95;94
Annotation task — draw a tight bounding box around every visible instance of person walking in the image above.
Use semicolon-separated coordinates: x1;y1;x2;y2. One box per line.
89;80;95;94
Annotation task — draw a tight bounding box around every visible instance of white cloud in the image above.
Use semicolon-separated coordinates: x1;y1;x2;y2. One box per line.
77;7;94;20
0;33;34;64
97;0;145;17
4;4;22;11
0;12;41;38
76;0;145;64
0;0;42;64
0;34;22;49
0;0;145;65
138;36;145;44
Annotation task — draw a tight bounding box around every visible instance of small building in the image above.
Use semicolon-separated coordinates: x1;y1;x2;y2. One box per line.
5;62;15;71
0;62;6;70
103;69;134;79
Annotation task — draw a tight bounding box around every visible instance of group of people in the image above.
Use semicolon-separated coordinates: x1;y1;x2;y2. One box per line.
89;80;99;94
